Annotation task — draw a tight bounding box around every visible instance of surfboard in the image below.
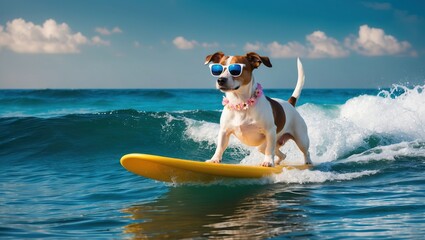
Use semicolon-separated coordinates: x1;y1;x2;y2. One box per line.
120;153;310;183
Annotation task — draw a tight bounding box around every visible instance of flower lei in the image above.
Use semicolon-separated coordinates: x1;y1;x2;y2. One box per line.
222;83;263;111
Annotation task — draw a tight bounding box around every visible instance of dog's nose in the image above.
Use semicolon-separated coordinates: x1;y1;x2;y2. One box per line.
217;78;227;86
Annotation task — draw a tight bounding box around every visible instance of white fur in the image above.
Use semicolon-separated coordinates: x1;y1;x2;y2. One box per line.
292;58;305;99
208;58;312;166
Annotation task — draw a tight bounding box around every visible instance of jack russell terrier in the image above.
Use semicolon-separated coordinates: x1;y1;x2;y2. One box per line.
204;52;312;167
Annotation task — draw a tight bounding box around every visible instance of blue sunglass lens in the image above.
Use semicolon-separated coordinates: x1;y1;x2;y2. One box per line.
211;64;223;76
229;64;242;76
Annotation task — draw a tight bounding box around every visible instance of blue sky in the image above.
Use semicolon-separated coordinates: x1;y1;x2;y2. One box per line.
0;0;424;89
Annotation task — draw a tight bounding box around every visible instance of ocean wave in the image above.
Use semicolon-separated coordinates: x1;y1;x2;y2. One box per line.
140;90;177;99
2;84;424;185
0;89;224;118
299;84;425;163
0;110;220;161
343;140;425;163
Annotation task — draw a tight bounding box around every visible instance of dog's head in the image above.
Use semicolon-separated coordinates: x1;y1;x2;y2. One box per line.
204;52;272;92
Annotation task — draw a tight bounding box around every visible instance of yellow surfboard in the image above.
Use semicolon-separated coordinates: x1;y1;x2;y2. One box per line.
120;153;310;183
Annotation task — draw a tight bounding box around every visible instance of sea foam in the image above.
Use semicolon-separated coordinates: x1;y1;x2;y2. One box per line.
301;84;425;163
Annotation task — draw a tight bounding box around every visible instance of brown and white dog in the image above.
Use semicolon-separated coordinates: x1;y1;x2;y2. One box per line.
204;52;312;167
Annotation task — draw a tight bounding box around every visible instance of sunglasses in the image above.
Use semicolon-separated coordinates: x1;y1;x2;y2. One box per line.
209;63;246;77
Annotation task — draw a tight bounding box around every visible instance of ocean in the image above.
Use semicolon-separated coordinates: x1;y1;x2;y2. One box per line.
1;85;424;239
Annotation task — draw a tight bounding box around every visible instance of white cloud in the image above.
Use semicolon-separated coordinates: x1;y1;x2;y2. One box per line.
95;27;109;35
91;36;110;46
112;27;122;34
267;41;308;58
307;31;349;58
172;36;218;50
173;36;198;50
245;31;348;58
345;25;415;56
245;40;307;58
244;42;264;52
0;18;88;54
95;27;122;35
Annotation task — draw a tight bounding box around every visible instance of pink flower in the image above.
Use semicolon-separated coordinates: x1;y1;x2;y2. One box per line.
255;84;263;97
248;97;256;106
235;103;243;110
222;97;229;106
220;83;263;111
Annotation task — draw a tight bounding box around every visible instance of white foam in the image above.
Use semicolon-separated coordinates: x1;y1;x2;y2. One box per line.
155;112;177;132
299;84;425;163
299;103;366;163
340;84;425;140
344;140;425;163
169;169;379;186
183;117;245;148
272;169;379;184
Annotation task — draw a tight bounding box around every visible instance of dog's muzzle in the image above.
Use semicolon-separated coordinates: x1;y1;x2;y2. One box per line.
217;77;227;87
217;77;240;91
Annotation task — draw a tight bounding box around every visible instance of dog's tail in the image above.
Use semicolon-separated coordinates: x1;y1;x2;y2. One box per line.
288;58;305;107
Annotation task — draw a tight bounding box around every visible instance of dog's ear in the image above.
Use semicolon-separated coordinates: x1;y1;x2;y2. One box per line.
246;52;272;68
204;52;224;65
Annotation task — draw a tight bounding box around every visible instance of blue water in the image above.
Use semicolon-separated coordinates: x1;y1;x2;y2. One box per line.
1;85;424;239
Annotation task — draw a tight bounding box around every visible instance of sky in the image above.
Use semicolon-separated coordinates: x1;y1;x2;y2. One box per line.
0;0;424;89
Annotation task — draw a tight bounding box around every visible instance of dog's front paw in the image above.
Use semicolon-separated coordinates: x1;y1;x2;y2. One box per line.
304;155;313;165
305;158;313;165
260;161;274;167
206;159;221;164
260;156;275;167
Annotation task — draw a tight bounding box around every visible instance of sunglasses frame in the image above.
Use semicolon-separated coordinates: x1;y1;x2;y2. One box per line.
209;63;246;77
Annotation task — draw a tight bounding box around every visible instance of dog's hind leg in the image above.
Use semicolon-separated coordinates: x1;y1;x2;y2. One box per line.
274;133;293;165
293;134;312;165
274;147;286;165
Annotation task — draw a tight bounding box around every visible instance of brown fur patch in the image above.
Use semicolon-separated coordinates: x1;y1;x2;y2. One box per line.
246;52;272;68
288;96;297;107
205;52;224;64
266;96;286;133
228;56;254;86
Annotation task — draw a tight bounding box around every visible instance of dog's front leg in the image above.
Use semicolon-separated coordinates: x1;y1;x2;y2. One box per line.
207;128;230;163
261;129;276;167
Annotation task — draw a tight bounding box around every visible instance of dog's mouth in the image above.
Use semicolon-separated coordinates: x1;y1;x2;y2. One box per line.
219;85;240;92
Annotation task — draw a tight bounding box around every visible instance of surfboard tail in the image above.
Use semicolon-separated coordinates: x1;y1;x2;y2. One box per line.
288;58;305;107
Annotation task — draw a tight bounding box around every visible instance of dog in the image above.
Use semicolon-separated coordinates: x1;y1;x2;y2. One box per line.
204;52;312;167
